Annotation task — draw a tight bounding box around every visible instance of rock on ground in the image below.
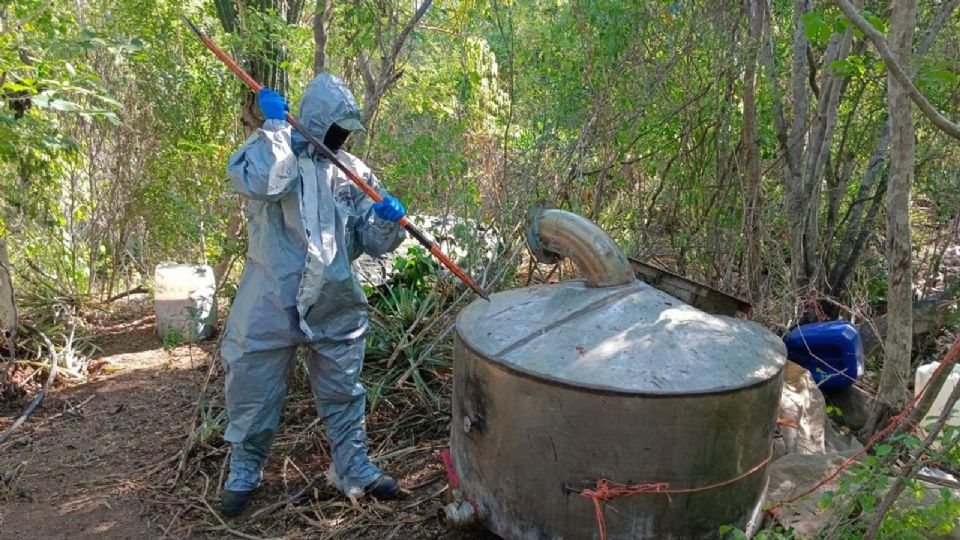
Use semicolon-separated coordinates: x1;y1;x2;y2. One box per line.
825;383;874;433
765;452;855;537
354;214;502;287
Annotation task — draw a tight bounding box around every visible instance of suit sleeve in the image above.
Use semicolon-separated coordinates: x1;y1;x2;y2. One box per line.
226;119;299;202
353;169;406;258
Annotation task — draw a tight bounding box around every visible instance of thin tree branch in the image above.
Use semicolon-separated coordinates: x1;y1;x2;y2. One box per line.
916;0;960;56
864;375;960;539
835;0;960;140
0;329;58;444
384;0;432;73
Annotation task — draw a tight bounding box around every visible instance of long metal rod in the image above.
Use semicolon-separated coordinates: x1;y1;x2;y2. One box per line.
181;16;489;300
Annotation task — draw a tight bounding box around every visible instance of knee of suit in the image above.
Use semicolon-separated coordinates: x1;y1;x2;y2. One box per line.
311;374;367;403
229;429;275;463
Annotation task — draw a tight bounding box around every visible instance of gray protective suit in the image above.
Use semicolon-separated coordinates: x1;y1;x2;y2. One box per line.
222;73;405;495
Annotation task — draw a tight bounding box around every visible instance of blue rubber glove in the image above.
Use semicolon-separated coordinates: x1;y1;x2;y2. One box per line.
372;195;406;222
258;88;289;121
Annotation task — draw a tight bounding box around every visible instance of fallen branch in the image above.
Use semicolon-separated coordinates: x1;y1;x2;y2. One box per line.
106;285;149;303
915;472;960;491
0;330;59;444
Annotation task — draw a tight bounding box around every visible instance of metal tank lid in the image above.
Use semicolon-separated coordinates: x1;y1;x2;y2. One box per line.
456;279;786;395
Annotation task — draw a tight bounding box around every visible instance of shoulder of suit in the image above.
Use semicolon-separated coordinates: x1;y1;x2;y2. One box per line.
338;151;373;177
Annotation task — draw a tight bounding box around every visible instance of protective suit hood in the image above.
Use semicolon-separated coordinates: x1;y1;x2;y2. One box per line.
292;73;365;154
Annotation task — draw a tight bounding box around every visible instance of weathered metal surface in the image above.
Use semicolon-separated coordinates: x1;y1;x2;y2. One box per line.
629;257;752;317
456;280;784;394
453;209;786;538
451;331;784;539
525;208;635;288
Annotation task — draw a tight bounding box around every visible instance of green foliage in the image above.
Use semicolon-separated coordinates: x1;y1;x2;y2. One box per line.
391;245;438;291
362;244;456;411
195;401;227;444
719;525;795;539
162;327;183;351
825;404;844;419
2;3;960;536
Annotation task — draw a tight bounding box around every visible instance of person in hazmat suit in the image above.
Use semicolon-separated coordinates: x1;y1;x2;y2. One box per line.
219;73;407;517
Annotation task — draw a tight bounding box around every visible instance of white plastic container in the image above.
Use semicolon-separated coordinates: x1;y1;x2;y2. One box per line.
154;263;217;343
915;361;960;429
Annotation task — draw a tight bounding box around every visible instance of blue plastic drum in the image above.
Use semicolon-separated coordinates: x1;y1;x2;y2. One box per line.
782;321;864;390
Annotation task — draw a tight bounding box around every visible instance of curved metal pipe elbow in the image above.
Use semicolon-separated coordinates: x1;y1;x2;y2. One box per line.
525;208;635;288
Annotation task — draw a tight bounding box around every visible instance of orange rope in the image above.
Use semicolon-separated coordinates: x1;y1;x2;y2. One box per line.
776;417;799;429
580;450;774;540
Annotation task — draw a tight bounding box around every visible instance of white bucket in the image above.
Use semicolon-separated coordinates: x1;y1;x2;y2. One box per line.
154;263;216;343
915;361;960;430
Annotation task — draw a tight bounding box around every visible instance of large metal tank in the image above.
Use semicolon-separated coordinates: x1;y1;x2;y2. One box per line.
449;209;786;539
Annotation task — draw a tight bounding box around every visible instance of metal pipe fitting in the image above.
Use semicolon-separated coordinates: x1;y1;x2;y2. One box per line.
525;207;635;288
439;499;487;528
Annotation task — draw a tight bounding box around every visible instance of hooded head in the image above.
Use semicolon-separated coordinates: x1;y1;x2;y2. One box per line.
291;73;365;155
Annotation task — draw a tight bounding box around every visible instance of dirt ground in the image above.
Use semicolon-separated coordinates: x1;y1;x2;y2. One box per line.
0;304;212;539
0;302;495;539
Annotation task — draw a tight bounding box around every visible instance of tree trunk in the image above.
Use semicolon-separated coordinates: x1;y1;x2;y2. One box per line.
867;0;917;434
825;0;957;300
0;238;16;356
313;0;331;76
214;0;307;135
741;0;765;302
770;0;856;300
782;0;813;291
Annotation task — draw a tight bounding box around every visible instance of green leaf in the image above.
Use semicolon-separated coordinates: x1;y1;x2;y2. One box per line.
50;99;82;112
93;94;123;108
801;11;832;46
864;11;887;33
829;59;852;77
30;91;53;108
922;69;959;85
818;490;835;509
2;81;33;92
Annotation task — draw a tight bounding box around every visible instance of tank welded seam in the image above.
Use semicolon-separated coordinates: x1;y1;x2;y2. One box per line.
492;282;644;358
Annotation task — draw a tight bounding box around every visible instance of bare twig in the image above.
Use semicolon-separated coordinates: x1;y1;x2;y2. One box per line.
0;330;59;444
174;332;223;485
242;475;325;526
863;363;960;538
106;285;149;303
